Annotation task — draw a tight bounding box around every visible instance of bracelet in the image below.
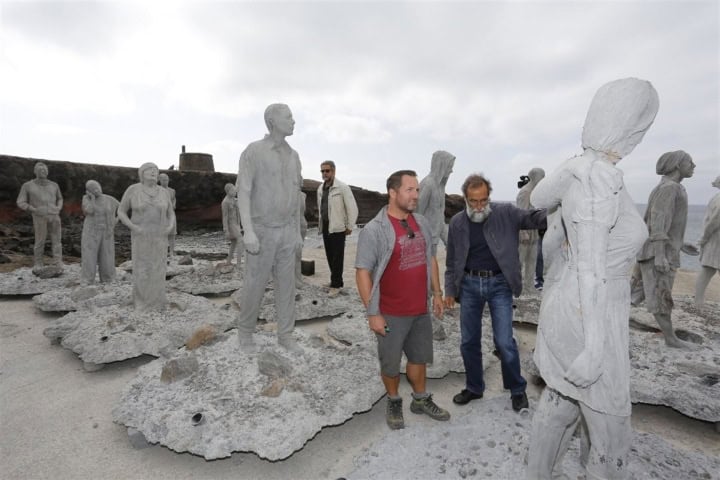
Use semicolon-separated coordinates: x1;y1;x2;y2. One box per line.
432;291;443;297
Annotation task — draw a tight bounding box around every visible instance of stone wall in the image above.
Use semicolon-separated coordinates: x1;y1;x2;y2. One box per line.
0;155;463;259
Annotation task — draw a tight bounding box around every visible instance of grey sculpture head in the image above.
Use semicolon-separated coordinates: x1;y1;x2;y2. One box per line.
581;78;659;161
85;180;102;196
655;150;695;179
713;175;720;189
34;162;48;179
264;103;294;136
158;173;170;187
138;162;159;183
528;168;545;184
224;183;236;196
430;151;456;185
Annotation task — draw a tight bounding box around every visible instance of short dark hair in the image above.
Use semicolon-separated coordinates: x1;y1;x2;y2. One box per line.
461;173;493;197
386;170;417;192
320;160;336;170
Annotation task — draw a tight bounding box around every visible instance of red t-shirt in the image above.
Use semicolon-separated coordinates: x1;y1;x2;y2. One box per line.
379;214;428;316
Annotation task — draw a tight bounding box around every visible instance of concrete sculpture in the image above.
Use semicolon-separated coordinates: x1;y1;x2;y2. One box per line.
158;173;177;257
526;78;659;480
236;103;303;353
516;168;545;294
221;183;244;269
631;150;699;347
118;162;176;311
296;191;308;288
695;175;720;307
80;180;119;284
16;162;64;271
417;150;455;246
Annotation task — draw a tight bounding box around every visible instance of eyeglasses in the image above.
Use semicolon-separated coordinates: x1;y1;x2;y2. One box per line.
320;169;332;173
399;218;415;239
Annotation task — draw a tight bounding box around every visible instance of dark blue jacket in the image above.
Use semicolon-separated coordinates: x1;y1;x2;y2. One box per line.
445;202;546;298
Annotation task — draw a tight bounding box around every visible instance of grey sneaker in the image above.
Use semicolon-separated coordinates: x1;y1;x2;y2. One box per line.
386;397;404;430
410;394;450;421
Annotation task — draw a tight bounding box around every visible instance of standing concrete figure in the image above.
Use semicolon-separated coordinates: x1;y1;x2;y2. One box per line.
526;78;659;480
16;162;64;270
118;163;176;311
236;103;303;354
221;183;244;268
516;168;545;294
158;173;177;257
417;150;455;247
317;160;358;294
80;180;119;284
631;150;698;348
695;175;720;306
296;191;308;288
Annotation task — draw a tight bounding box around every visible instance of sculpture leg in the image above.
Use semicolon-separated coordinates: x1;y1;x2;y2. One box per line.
274;224;297;339
168;234;175;257
580;403;631;480
228;239;237;265
48;214;63;266
80;230;98;284
694;266;717;307
526;387;580;480
237;226;273;337
654;313;695;349
98;233;116;283
235;236;245;269
32;215;48;268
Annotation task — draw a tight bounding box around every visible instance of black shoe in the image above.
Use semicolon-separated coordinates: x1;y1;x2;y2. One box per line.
453;389;483;405
511;392;529;412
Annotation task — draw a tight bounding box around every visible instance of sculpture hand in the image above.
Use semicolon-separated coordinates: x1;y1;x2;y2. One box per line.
681;242;699;256
654;254;669;273
244;231;260;254
165;225;174;235
563;349;602;388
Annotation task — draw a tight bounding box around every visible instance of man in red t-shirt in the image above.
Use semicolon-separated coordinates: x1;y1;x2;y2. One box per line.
355;170;449;430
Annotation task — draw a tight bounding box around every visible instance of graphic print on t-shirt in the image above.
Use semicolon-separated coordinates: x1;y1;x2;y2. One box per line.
398;233;426;271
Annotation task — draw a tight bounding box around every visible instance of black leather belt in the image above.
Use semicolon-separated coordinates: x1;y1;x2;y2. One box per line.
464;269;501;277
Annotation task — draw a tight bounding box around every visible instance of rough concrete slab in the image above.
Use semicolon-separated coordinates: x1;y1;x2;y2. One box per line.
347;396;720;479
32;282;133;312
168;262;243;295
0;264;83;295
118;259;198;278
112;327;385;461
42;291;236;365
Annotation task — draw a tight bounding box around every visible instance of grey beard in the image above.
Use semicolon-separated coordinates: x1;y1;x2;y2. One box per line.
466;204;492;223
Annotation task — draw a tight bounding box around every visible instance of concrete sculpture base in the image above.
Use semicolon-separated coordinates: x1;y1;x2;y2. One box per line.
112;327;385;460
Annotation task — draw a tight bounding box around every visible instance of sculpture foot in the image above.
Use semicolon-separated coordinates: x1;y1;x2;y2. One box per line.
664;337;700;350
237;334;257;354
278;336;303;354
82;361;105;372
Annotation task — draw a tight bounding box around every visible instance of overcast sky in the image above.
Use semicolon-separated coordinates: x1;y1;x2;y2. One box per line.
1;0;718;204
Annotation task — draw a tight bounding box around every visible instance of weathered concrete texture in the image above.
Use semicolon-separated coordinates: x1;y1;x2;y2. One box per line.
326;306;499;379
112;327;385;460
118;258;198;278
0;264;84;295
523;296;720;423
168;262;243;295
231;281;354;322
347;396;720;479
629;296;720;423
512;294;542;325
32;282;133;312
42;291;236;365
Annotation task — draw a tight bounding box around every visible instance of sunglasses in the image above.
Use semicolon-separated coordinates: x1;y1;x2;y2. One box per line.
320;169;332;173
399;218;415;239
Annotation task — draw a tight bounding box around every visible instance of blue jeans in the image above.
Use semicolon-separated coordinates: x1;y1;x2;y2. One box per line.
459;273;526;396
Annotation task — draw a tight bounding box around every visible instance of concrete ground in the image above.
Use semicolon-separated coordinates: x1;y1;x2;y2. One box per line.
1;239;719;479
